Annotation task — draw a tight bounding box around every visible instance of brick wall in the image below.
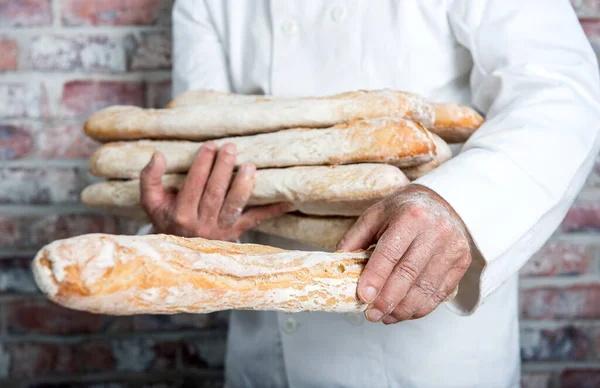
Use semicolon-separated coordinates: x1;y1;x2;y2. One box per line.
0;0;600;387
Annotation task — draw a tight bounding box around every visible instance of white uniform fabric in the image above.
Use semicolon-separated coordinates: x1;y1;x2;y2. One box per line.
167;1;600;386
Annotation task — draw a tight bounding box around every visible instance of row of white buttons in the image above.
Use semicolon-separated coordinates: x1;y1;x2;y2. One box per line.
282;313;363;334
280;5;347;36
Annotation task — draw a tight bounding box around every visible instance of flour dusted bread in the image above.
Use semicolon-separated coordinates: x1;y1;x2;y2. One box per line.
256;214;357;251
402;134;452;180
84;89;435;142
81;164;409;218
89;118;435;179
32;233;371;315
165;90;484;143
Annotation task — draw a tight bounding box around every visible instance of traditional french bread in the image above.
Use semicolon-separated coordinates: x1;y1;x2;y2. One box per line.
89;118;435;179
84;89;435;142
165;90;483;143
255;213;357;251
81;164;409;218
32;233;371;315
402;134;452;180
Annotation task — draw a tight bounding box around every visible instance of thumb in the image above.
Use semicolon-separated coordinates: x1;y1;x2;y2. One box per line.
140;152;168;214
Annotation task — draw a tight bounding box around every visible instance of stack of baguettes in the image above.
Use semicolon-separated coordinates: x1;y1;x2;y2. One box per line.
80;89;484;251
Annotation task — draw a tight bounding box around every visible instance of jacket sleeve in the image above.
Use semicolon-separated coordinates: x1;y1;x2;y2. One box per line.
137;0;232;236
415;0;600;314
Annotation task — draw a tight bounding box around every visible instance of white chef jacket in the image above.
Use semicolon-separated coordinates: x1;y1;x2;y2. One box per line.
166;0;600;387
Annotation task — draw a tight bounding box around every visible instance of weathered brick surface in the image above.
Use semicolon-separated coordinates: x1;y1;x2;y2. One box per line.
0;258;40;294
0;83;48;119
30;35;127;73
4;343;78;379
61;80;145;118
574;0;600;18
560;369;600;388
0;217;22;249
148;80;172;108
79;342;116;373
3;299;132;335
128;31;172;71
520;372;553;388
0;124;34;160
62;0;166;27
111;339;177;372
182;337;227;370
0;0;53;27
38;122;100;158
521;325;598;361
562;199;600;232
0;166;87;205
0;39;19;71
521;239;596;277
521;284;600;319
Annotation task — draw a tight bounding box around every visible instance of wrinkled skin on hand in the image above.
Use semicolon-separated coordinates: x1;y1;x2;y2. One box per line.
139;141;292;241
337;184;472;324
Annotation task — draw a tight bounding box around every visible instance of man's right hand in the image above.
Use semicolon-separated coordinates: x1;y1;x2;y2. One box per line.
139;141;292;241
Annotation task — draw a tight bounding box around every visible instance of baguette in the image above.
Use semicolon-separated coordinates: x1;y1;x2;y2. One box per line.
89;118;435;179
32;233;371;315
84;89;435;142
81;164;409;218
255;213;356;251
402;134;452;180
166;90;483;143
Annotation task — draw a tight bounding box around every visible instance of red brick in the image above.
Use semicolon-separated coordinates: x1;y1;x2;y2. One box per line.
134;314;211;331
3;299;132;334
0;258;39;294
128;31;172;71
62;0;163;26
120;219;149;235
520;240;595;277
0;0;52;27
520;325;596;361
5;343;77;379
29;213;121;248
61;80;145;118
561;199;600;233
0;124;33;160
111;339;177;372
521;284;600;319
0;39;18;70
181;337;227;369
0;166;86;204
30;35;126;73
148;80;172;108
0;217;22;249
0;82;48;118
38;122;100;158
560;369;600;388
79;342;116;373
521;373;552;388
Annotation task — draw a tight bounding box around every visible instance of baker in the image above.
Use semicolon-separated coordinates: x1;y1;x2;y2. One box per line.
137;1;600;387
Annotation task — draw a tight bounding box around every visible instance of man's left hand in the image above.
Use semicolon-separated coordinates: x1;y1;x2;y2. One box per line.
336;185;472;324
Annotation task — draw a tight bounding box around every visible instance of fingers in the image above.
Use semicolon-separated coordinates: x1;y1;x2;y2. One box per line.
219;162;256;228
198;143;237;224
174;142;218;217
140;152;169;216
408;266;466;321
336;206;384;251
365;235;435;322
235;202;294;233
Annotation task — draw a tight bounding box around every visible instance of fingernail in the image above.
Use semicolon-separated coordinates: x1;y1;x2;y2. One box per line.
365;308;384;322
223;143;237;154
204;141;217;151
382;315;399;325
360;285;377;303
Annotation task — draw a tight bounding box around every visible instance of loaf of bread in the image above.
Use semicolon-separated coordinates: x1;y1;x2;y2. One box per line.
402;134;452;180
255;213;357;251
84;89;435;142
32;233;371;315
89;118;436;179
166;90;483;143
81;164;409;218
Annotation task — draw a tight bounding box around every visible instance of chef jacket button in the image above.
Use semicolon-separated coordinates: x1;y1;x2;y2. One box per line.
283;316;298;334
281;20;298;36
331;5;347;23
345;312;363;325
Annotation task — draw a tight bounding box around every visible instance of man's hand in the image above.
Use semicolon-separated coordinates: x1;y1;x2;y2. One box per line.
139;141;292;241
337;185;472;324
